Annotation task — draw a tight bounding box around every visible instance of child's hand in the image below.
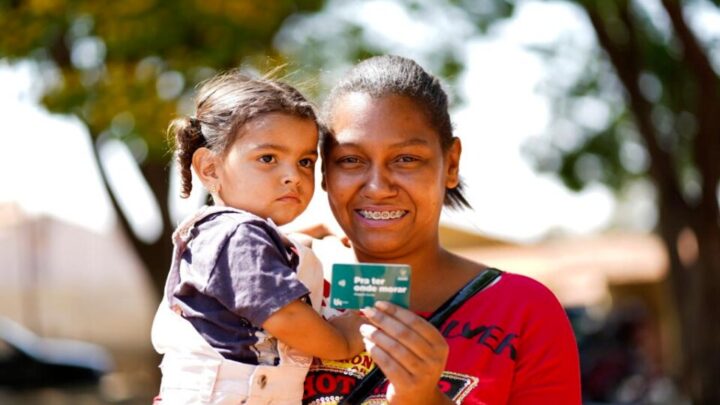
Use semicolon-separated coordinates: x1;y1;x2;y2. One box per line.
264;301;365;360
328;310;368;356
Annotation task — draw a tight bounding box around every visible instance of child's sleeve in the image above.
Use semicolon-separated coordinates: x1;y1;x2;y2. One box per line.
205;222;310;327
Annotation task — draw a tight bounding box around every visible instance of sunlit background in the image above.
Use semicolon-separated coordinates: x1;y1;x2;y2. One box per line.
1;0;719;403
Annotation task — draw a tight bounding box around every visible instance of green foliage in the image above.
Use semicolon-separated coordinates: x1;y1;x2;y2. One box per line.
0;0;323;160
555;114;642;191
449;0;515;32
528;0;719;203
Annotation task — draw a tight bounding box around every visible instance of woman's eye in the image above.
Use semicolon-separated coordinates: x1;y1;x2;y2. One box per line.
299;158;315;168
258;155;276;164
396;155;419;163
337;156;360;165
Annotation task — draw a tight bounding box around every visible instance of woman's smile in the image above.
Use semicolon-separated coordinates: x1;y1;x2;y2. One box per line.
356;208;408;221
354;207;410;228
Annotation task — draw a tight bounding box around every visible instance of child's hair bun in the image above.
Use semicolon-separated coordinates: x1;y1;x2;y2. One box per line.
171;116;206;198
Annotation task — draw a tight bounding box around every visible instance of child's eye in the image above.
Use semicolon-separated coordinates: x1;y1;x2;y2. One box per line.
258;155;276;164
299;158;315;168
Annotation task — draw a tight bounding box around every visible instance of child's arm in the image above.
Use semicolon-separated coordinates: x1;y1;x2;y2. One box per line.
262;300;365;360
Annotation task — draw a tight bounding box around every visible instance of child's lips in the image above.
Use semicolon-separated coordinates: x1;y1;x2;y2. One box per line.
277;194;301;203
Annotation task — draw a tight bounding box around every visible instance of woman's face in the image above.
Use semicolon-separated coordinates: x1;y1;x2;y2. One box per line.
324;92;460;260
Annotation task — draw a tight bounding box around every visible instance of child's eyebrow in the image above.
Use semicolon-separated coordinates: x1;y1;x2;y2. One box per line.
252;143;318;156
252;143;287;151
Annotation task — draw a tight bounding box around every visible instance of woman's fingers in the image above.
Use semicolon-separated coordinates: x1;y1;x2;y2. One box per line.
360;325;414;384
359;323;423;375
360;302;450;403
360;301;448;373
378;301;446;342
361;302;446;359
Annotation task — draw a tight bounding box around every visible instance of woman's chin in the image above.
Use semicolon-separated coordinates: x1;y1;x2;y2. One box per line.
350;236;409;260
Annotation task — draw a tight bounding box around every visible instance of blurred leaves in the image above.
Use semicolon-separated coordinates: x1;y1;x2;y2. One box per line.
0;0;324;160
2;0;717;197
0;0;520;153
0;0;326;292
527;0;719;206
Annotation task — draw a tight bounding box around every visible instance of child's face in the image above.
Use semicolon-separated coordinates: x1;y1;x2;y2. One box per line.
215;113;318;226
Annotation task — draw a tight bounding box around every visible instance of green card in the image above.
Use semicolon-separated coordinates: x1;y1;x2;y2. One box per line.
329;263;411;310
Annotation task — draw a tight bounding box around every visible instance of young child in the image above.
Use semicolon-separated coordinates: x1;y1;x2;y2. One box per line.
151;71;365;404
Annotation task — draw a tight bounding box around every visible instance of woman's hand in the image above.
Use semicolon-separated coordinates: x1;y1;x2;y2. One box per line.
360;302;453;405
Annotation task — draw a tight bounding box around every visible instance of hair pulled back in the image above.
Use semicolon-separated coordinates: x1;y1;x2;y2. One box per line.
169;70;318;198
323;55;471;209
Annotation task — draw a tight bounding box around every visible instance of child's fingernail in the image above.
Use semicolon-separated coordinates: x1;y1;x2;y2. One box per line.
375;301;390;310
359;324;377;337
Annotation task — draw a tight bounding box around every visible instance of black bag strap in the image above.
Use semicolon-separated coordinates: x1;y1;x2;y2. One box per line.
340;268;502;405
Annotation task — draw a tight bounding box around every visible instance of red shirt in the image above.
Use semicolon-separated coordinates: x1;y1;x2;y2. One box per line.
303;272;581;404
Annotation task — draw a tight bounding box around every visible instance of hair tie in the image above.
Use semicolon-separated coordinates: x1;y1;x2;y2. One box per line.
189;117;206;142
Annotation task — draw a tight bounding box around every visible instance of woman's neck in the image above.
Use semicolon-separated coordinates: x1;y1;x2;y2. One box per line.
353;243;444;278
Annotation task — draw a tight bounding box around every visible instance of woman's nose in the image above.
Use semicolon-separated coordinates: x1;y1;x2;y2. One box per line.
362;165;396;199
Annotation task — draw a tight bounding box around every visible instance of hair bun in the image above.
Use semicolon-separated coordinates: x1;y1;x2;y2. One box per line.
173;116;207;198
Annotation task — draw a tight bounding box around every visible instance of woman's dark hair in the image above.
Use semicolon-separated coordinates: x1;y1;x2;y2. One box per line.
322;55;471;209
168;70;318;198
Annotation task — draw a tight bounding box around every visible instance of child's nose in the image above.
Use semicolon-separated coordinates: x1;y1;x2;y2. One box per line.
283;167;300;185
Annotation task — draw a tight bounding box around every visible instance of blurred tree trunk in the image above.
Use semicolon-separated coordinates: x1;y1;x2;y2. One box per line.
90;141;173;298
138;160;174;295
38;19;172;297
583;1;720;403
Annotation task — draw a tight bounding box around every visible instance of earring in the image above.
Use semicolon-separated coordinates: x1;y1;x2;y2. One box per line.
208;184;218;194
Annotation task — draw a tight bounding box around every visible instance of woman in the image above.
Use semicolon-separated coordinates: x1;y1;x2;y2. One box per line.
303;55;581;404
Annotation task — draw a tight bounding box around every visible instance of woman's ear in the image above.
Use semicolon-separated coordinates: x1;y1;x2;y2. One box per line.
445;137;461;189
192;147;220;188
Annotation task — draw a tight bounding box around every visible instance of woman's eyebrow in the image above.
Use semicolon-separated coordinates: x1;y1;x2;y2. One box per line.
389;138;431;148
332;138;430;149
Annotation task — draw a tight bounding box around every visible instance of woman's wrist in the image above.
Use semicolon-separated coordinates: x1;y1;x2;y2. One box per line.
427;388;454;405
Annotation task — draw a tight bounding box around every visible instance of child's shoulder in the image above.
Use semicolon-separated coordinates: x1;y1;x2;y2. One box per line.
196;207;271;234
192;207;284;247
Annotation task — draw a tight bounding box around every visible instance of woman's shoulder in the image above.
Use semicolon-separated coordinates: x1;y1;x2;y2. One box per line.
483;270;564;311
464;270;575;353
494;271;552;293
